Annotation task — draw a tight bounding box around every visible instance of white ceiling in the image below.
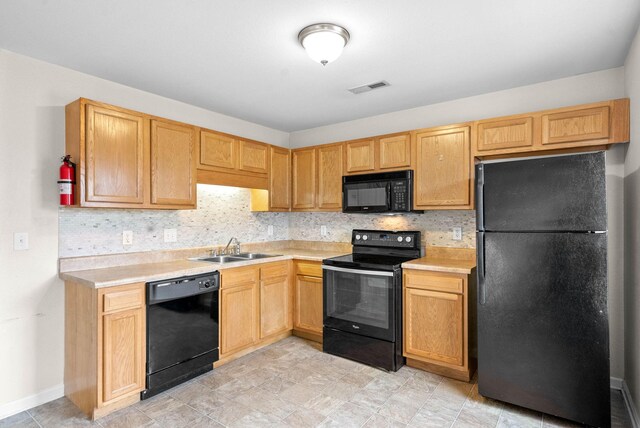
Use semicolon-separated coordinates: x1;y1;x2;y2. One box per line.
1;1;639;132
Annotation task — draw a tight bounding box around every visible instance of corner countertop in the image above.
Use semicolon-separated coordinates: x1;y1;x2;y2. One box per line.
59;248;349;289
401;247;476;274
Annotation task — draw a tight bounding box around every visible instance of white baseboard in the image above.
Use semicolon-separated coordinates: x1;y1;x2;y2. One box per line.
0;384;63;420
622;380;640;428
612;377;624;390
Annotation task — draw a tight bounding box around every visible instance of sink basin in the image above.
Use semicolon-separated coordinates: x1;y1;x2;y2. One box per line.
195;256;247;263
235;253;281;259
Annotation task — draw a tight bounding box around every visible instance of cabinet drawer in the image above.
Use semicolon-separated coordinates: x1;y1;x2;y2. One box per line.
261;261;289;279
102;287;144;313
404;271;463;294
296;262;322;277
221;266;259;288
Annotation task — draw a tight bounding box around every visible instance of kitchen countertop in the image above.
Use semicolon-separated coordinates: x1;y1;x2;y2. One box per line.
402;247;476;274
59;248;349;288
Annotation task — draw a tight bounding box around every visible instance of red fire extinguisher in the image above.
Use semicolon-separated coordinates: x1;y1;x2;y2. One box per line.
59;155;76;206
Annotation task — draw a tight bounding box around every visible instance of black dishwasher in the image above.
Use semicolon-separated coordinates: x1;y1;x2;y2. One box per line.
142;271;219;399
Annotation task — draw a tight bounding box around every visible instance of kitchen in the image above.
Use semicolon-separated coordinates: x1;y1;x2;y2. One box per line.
1;1;640;427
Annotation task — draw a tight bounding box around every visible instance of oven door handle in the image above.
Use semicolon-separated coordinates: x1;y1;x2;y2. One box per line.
322;265;394;277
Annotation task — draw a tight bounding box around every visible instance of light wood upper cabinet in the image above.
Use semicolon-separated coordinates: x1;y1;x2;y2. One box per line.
238;139;269;174
542;106;610;145
317;144;344;210
414;126;471;209
85;104;145;204
476;116;534;152
291;143;343;212
345;139;376;173
343;132;413;175
199;130;236;171
473;99;629;157
269;146;291;211
150;120;196;207
379;134;412;170
66;98;197;209
292;148;316;209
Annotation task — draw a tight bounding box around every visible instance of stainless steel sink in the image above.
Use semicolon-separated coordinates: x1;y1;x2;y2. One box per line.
190;253;280;264
235;253;281;259
194;256;247;263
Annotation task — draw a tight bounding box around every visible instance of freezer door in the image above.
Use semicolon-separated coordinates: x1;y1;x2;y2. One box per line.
478;232;610;427
478;152;607;232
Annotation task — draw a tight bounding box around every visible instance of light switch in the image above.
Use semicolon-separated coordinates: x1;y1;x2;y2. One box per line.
321;225;328;236
267;225;274;236
14;232;29;250
452;227;462;241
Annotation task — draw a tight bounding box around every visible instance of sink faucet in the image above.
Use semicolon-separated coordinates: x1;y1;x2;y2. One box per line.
222;237;241;255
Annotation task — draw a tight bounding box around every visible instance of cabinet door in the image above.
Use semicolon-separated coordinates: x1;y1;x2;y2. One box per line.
150;120;196;206
415;126;470;208
294;275;323;334
292;148;316;209
85;105;145;204
260;275;290;339
102;307;144;403
317;144;343;210
200;130;237;171
378;134;411;170
404;287;463;366
542;106;610;146
476;117;534;152
239;140;269;175
345;139;375;173
269;146;291;210
220;282;258;355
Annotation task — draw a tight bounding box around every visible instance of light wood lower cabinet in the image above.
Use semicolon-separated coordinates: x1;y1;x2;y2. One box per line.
65;281;145;420
218;261;293;362
293;261;323;342
403;269;476;382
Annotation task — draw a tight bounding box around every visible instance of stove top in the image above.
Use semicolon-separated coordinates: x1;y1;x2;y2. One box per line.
322;229;422;271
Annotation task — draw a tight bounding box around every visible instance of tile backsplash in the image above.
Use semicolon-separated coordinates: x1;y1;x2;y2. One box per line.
59;184;476;257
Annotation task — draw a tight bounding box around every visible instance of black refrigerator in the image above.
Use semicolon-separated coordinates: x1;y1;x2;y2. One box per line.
476;152;610;428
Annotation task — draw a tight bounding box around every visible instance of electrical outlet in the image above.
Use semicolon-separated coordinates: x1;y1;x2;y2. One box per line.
452;227;462;241
267;225;274;236
13;232;29;251
122;230;133;246
164;228;177;243
321;225;327;236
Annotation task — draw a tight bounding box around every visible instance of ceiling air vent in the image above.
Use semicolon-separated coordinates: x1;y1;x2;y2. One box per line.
348;80;391;94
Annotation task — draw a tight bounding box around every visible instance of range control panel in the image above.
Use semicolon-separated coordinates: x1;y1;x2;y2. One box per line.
351;229;421;249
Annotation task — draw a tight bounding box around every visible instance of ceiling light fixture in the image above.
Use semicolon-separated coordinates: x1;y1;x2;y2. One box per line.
298;23;350;66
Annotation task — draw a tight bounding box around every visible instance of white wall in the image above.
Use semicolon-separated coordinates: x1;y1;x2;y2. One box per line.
624;23;640;418
290;69;628;380
290;68;625;147
0;49;288;417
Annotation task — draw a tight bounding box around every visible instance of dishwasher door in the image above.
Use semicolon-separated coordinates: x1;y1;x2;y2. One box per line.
144;272;219;398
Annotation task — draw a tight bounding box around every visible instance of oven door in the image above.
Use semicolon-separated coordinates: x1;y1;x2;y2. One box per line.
323;265;397;341
342;180;391;213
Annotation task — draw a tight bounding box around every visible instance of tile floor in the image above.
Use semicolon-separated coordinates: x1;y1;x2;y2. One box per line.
0;336;632;428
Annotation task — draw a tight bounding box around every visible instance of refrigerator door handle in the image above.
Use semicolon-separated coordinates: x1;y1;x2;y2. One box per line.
476;164;484;231
477;231;486;305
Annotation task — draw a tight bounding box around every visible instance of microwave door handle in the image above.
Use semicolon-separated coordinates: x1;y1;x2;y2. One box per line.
386;183;392;209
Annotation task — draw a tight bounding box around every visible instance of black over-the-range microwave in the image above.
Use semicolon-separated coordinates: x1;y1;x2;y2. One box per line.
342;170;423;213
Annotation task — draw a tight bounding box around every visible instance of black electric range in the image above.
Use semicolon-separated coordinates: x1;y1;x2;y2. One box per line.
322;229;422;371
